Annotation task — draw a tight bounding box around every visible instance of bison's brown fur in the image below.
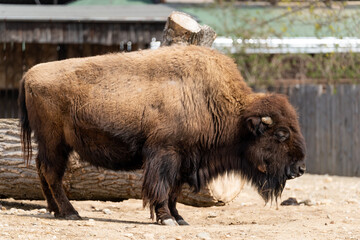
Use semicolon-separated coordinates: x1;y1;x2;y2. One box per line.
19;45;306;225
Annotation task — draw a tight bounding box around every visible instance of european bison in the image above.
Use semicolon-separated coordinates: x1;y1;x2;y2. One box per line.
19;45;306;225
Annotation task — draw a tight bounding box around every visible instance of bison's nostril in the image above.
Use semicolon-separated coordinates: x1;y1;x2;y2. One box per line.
298;165;306;174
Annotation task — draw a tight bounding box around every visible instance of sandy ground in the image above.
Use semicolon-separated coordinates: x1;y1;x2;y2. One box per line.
0;174;359;240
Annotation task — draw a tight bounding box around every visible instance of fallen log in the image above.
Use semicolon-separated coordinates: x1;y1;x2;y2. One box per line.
0;119;244;206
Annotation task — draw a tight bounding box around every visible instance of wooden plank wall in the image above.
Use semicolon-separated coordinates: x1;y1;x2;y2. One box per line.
282;84;360;177
0;42;131;118
0;21;164;46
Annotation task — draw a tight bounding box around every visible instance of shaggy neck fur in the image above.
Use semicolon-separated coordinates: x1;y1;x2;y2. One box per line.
186;92;289;203
188;139;286;204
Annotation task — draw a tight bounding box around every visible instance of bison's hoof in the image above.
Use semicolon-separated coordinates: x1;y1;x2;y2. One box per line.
55;212;82;220
161;218;179;226
65;214;82;220
177;219;189;225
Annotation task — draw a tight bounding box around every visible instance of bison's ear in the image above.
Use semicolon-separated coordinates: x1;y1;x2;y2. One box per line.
275;128;290;142
246;117;267;136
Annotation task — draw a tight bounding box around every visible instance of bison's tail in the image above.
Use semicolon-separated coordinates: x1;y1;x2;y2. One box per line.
18;76;32;165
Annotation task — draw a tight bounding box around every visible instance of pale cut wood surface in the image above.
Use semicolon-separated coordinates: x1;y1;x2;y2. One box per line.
161;11;217;47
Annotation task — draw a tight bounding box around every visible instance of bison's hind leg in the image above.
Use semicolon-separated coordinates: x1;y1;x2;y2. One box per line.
36;141;81;220
142;147;187;226
35;158;59;214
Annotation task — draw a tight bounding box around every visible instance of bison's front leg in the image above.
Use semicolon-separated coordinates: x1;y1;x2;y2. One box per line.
142;147;186;226
168;188;189;225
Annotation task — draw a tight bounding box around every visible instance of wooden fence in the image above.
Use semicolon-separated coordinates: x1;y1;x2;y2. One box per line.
279;84;360;177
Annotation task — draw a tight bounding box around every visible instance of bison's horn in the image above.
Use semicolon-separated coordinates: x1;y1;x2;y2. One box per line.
261;116;273;125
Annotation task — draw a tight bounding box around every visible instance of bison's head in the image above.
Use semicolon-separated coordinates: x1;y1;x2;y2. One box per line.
240;93;306;202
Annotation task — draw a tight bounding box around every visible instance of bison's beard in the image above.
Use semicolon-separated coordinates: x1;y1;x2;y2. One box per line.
254;173;287;203
238;160;288;203
241;146;289;203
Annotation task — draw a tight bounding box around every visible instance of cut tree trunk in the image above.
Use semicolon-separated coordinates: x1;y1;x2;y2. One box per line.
161;11;217;47
0;119;244;207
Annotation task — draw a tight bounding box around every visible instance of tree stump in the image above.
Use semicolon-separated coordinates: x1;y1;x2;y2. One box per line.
161;11;217;47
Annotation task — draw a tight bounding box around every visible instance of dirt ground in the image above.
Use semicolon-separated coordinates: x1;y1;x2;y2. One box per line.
0;174;359;240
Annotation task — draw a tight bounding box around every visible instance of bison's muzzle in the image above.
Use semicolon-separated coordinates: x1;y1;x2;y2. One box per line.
286;161;306;179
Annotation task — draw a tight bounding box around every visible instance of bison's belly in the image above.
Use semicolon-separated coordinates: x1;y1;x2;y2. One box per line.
69;127;144;171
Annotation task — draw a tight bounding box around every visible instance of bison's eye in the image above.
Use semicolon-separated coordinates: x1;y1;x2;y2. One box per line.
275;128;290;142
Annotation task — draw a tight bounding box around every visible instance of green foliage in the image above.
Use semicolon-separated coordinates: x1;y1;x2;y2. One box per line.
196;0;360;86
232;53;277;87
233;52;360;87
